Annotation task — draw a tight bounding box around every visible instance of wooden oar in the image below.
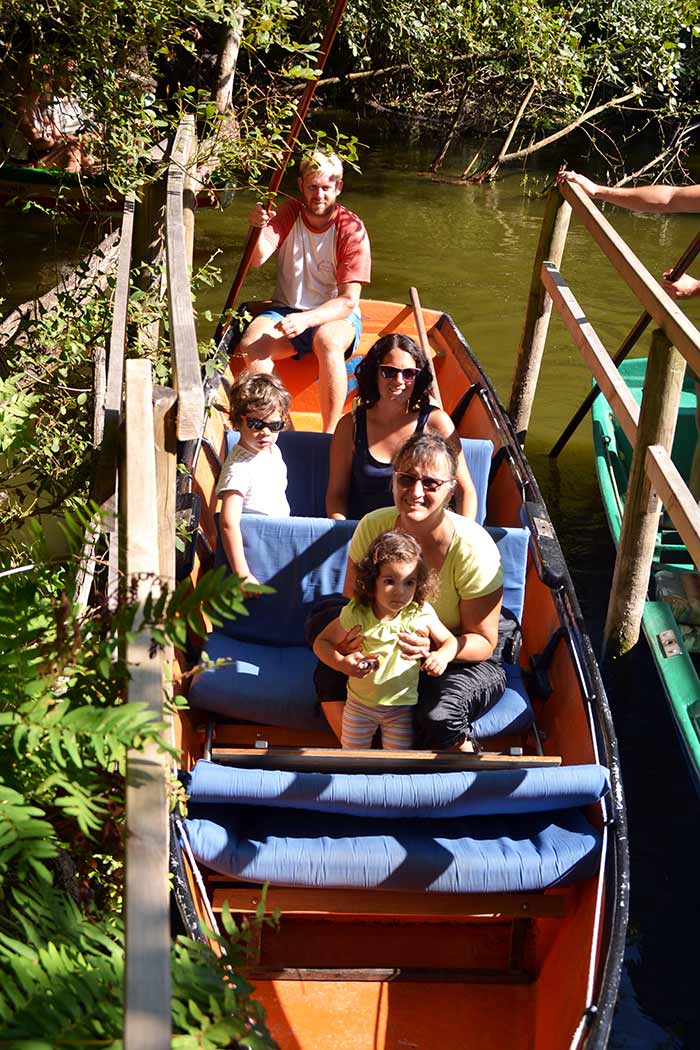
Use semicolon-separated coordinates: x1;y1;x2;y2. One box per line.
410;285;443;408
214;0;350;347
549;227;700;458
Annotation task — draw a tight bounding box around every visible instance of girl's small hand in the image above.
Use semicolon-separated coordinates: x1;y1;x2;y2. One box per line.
423;652;448;677
337;624;364;656
398;626;430;661
345;651;373;678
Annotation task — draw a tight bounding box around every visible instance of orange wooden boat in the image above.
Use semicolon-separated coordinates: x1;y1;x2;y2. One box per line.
170;299;628;1050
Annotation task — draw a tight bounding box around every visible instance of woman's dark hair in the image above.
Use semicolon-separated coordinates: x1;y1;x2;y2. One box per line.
354;333;434;410
353;530;436;607
229;370;291;429
391;432;458;480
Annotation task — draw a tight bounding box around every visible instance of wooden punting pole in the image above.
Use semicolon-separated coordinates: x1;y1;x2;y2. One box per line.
213;0;349;346
508;181;571;442
603;329;686;658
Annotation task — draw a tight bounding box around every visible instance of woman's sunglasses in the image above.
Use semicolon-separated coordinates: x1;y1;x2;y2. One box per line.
394;471;453;493
378;365;422;382
245;417;285;432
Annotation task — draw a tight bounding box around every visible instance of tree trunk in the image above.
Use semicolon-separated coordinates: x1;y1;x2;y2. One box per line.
430;83;470;174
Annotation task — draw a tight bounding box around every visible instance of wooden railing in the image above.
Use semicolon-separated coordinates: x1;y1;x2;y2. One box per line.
510;181;700;657
76;116;204;1045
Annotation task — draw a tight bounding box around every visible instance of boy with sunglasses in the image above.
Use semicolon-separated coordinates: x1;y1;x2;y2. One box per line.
218;372;291;589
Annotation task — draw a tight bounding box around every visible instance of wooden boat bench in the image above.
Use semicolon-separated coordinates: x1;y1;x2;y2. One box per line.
188;509;533;741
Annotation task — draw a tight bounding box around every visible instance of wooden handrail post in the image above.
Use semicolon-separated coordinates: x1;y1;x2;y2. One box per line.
123;359;171;1049
603;330;686;659
508;185;571;441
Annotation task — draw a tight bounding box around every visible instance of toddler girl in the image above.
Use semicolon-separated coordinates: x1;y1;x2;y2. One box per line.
313;530;457;749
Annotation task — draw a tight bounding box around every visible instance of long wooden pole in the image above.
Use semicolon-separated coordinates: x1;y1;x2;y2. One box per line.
602;329;686;659
508;183;571;441
549;226;700;458
214;0;350;346
409;286;443;408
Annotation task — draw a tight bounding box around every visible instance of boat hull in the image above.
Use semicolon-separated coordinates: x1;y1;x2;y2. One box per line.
591;357;700;788
172;299;628;1050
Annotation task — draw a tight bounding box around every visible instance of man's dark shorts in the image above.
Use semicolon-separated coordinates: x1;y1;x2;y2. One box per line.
257;304;362;360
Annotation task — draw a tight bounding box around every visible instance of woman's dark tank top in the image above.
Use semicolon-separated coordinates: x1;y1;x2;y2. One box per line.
347;403;436;520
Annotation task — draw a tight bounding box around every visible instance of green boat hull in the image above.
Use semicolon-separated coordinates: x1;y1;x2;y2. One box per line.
592;357;700;784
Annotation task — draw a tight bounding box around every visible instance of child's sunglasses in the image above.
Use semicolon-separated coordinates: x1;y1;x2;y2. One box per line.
245;417;285;432
378;365;422;382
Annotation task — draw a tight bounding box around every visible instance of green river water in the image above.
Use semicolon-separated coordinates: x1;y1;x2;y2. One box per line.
2;130;700;1046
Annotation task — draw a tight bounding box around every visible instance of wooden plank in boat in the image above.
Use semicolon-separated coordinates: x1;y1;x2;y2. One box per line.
244;966;534;984
209;746;562;773
211;887;567;920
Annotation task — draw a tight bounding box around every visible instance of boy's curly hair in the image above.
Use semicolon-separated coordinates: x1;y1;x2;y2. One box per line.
354;530;437;607
229;371;291;429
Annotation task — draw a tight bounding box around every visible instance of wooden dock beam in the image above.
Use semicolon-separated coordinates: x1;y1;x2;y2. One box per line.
508;185;571;441
603;330;686;658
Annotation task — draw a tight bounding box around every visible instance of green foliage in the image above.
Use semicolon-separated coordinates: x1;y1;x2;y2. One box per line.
0;515;277;1047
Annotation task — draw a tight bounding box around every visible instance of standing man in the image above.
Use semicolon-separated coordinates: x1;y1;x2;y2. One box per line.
239;151;371;433
557;171;700;299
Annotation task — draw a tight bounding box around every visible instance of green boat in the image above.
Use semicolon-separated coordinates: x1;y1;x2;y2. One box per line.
592;356;700;783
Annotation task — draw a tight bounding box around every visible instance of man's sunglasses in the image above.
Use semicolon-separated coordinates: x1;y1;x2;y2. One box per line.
245;417;285;432
378;365;422;382
394;471;453;493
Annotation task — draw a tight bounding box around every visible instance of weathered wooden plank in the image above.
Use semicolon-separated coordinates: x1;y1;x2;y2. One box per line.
604;331;686;657
509;185;571;438
102;193;136;479
210;746;561;773
123;359;170;1050
559;180;700;375
646;444;700;568
211;886;568;920
166;116;205;440
541;262;640;444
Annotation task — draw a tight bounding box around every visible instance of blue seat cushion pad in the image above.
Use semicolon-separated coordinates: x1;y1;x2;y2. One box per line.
185;759;610;818
188;630;534;738
223;430;493;525
184;804;602;892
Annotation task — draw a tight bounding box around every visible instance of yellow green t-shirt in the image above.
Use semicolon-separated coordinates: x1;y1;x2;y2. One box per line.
348;508;503;632
339;599;434;707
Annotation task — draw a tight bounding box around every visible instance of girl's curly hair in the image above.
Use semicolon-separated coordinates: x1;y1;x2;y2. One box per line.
354;530;437;607
229;370;291;429
354;333;434;410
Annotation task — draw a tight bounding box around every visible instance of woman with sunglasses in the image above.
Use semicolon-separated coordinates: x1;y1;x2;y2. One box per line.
319;432;506;750
218;371;291;591
326;333;477;521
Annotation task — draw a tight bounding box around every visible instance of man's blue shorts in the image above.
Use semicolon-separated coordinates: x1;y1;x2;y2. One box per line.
257;304;362;360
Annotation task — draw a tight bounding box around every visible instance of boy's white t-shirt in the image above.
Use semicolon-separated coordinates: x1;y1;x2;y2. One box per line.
217;443;290;516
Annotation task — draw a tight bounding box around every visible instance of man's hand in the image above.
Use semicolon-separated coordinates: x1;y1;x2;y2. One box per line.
555;170;599;198
661;271;700;301
276;312;311;339
248;202;276;228
397;626;431;661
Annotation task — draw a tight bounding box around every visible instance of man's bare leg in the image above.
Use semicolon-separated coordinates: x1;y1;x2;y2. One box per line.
238;315;296;372
312;319;355;433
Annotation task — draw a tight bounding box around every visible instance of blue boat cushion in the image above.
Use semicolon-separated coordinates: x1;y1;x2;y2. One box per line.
188;630;533;734
189;520;533;737
184;804;602;892
185;759;610;818
188;629;321;730
223;429;493;524
215;515;356;647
